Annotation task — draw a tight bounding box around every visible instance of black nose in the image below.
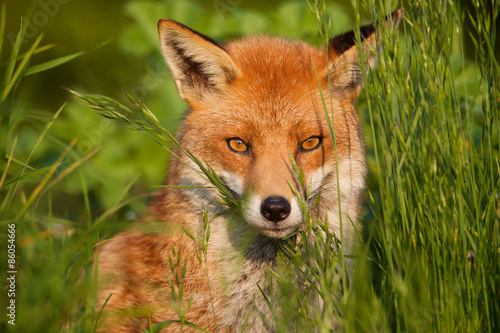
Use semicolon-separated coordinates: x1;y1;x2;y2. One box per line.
260;196;291;222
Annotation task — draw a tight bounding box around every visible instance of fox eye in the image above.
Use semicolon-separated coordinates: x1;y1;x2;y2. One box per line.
301;137;322;151
227;138;249;153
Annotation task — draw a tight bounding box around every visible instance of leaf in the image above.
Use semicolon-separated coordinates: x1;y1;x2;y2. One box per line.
2;166;53;188
25;38;112;76
0;43;57;66
1;0;37;99
1;33;44;101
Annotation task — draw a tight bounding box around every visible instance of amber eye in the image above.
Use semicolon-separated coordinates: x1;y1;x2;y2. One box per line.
227;138;249;153
301;137;322;151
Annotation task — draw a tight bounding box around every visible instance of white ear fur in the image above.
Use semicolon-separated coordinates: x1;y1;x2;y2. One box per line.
326;9;403;100
157;19;240;103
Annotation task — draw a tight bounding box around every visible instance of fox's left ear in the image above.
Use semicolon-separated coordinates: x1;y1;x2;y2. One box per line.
325;9;403;101
158;19;240;104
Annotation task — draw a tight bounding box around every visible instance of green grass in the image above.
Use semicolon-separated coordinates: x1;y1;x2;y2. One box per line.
1;0;499;332
357;1;500;332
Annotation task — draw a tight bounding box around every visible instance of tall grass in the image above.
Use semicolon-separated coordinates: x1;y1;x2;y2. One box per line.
0;2;122;332
1;0;498;332
348;0;499;332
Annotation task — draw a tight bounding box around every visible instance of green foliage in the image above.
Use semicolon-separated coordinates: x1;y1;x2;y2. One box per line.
0;2;141;332
353;0;500;332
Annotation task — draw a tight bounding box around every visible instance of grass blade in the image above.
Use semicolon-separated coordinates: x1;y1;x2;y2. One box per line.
25;39;112;76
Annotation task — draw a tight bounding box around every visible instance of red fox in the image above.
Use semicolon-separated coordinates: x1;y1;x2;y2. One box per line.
96;9;402;332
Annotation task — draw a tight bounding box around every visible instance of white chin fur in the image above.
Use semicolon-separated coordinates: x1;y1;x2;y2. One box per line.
243;195;303;239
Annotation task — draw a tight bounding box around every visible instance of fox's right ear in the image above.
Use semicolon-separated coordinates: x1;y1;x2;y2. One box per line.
325;9;403;102
158;19;239;104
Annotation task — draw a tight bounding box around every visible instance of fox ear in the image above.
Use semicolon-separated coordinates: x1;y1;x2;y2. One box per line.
325;9;403;101
158;19;239;103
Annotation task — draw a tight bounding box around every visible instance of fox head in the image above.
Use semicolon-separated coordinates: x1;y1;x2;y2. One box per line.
157;11;402;240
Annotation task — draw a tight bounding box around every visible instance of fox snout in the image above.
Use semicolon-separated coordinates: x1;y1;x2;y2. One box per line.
242;187;304;239
260;196;291;222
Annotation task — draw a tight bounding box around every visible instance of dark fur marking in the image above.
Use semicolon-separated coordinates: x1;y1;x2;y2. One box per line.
162;20;238;87
328;23;375;57
328;9;401;57
170;39;217;90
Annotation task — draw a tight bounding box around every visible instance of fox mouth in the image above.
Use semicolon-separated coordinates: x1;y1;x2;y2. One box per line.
257;225;299;239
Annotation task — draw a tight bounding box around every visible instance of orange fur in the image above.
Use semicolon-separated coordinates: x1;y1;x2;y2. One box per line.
96;10;402;332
